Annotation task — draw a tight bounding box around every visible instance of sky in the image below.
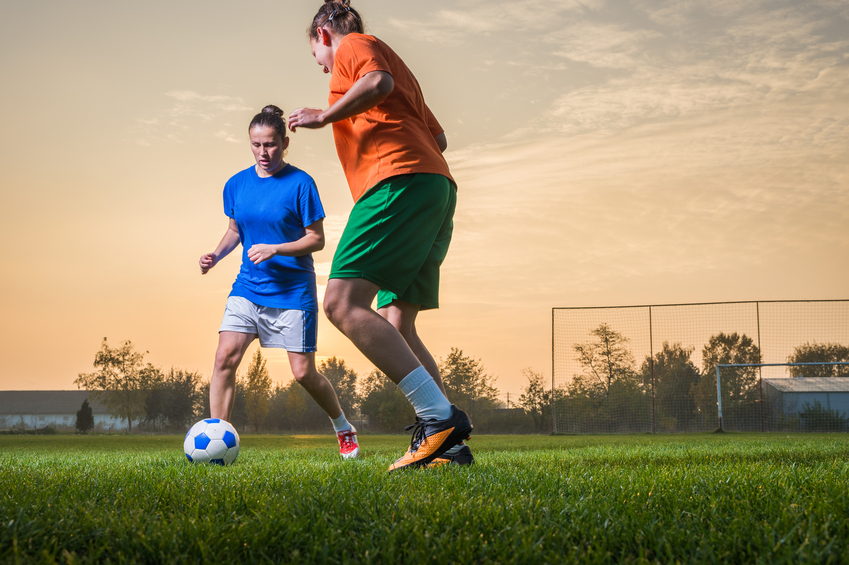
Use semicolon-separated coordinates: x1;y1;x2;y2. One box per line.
1;0;847;402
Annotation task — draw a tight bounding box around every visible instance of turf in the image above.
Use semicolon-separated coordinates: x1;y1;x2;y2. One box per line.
2;433;848;564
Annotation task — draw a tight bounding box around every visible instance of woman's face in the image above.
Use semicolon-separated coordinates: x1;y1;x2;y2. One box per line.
250;125;288;175
311;28;335;74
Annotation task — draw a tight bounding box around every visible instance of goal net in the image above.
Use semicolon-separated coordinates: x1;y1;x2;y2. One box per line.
552;300;849;433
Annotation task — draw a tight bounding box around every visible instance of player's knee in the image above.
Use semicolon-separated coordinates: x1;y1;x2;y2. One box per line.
214;346;242;372
323;292;345;327
294;367;320;387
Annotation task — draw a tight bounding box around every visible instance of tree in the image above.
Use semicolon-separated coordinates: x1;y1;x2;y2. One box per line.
439;348;500;423
145;368;204;430
693;332;761;427
787;342;849;378
568;324;648;432
163;368;204;429
319;357;359;415
266;384;288;430
244;348;272;431
283;379;308;429
359;369;414;432
517;368;558;433
572;324;638;398
75;338;157;432
640;342;700;431
75;399;95;433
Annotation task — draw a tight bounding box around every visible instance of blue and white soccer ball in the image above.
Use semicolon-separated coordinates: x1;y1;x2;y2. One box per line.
184;418;240;465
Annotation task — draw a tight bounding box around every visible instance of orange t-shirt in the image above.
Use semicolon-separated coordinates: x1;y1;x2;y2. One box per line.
329;34;454;202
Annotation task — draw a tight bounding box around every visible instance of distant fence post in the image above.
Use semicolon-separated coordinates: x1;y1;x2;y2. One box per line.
715;365;724;431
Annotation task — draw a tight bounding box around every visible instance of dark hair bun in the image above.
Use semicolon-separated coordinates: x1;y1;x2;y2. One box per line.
261;104;284;117
250;105;287;140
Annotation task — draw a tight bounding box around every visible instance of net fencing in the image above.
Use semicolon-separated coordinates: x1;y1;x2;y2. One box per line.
552;300;849;433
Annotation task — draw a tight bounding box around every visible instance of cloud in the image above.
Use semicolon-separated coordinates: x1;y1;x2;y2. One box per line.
386;0;602;43
214;130;241;144
548;23;663;69
132;91;251;146
441;0;849;305
510;0;849;141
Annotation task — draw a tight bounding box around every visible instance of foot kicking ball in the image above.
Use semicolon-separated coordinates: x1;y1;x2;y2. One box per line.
184;418;240;465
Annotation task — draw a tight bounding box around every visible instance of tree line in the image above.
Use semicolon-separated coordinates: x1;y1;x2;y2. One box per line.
75;338;554;434
559;324;849;433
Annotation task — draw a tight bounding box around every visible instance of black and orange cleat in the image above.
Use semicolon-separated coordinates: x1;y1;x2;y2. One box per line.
427;442;474;468
388;405;472;472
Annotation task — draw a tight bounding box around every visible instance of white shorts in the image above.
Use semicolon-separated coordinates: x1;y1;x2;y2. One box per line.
219;296;317;352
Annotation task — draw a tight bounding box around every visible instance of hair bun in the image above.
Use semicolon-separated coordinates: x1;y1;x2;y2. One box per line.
261;104;284;117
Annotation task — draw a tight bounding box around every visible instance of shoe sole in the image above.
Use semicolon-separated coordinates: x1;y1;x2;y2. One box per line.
428;445;474;467
388;423;473;472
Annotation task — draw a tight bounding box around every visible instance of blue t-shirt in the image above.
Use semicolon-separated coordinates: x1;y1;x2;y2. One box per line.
223;164;325;312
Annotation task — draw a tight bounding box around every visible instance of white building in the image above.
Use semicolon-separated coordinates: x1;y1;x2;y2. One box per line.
763;377;849;431
0;390;130;431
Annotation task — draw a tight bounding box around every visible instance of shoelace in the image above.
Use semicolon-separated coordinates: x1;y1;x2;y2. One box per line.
404;418;426;452
338;430;356;450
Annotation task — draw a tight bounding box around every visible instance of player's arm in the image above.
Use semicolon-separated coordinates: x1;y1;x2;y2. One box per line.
200;218;240;274
247;219;325;264
288;71;394;131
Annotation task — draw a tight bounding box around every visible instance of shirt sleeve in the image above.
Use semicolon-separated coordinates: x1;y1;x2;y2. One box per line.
223;178;235;219
299;179;326;228
337;35;393;83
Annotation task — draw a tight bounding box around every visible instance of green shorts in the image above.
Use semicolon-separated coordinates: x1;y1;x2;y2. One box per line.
330;173;456;310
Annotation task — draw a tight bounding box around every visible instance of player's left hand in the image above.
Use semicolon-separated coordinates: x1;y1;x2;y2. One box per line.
247;244;277;265
288;107;326;131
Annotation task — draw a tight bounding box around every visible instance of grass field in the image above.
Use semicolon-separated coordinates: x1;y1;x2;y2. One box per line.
2;433;849;564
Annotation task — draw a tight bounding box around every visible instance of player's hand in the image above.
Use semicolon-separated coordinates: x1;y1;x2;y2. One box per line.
288;107;327;132
247;244;278;265
199;253;218;274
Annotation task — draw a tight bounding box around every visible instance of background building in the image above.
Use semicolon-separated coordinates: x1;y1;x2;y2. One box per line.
763;377;849;432
0;391;129;431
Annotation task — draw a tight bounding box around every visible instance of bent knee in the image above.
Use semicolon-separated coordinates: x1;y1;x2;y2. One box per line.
293;368;321;386
323;291;346;326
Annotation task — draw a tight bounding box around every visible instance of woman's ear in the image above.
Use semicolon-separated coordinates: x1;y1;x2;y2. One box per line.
317;26;333;46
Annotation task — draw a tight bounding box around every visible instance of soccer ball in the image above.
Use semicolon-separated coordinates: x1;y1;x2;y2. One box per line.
184;418;240;465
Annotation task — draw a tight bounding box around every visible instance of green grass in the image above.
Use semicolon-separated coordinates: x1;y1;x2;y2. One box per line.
2;433;849;564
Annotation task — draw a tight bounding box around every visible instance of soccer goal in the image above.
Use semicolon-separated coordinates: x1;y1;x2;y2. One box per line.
551;300;849;434
716;362;849;432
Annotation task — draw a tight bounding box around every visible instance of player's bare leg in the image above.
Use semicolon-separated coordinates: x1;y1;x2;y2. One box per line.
378;299;473;466
287;351;343;418
324;277;470;470
323;278;421;384
378;300;445;394
210;331;256;420
289;350;358;458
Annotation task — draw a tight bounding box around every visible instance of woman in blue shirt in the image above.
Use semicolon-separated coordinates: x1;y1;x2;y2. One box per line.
199;105;358;458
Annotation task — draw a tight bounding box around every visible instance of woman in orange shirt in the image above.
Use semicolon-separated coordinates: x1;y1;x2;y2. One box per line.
289;0;473;472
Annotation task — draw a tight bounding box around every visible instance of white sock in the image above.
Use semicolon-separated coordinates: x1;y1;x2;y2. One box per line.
397;366;452;421
330;411;351;433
